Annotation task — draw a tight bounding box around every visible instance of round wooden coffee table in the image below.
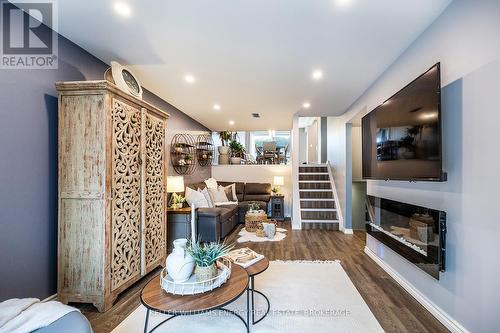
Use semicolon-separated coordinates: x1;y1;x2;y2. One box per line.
245;257;270;324
141;264;249;333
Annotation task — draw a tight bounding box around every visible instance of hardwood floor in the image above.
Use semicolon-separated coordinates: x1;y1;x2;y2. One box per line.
78;222;449;333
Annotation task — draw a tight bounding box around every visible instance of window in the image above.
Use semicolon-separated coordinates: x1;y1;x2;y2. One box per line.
211;130;290;164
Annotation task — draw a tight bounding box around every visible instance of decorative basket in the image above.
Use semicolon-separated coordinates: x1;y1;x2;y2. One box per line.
245;210;268;232
160;257;232;295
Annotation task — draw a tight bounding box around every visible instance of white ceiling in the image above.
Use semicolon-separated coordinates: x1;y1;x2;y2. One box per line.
55;0;452;131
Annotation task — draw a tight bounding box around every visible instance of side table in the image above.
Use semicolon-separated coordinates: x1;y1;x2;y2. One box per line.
245;257;270;324
269;195;285;221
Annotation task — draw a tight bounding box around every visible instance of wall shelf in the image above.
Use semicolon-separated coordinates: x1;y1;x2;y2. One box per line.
170;133;196;174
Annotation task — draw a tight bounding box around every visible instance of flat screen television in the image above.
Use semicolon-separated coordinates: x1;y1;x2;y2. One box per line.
362;63;445;181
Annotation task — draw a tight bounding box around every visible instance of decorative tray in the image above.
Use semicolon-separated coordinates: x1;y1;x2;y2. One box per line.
160;258;232;295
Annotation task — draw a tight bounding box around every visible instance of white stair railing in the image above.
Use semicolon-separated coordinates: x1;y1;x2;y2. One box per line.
326;161;345;232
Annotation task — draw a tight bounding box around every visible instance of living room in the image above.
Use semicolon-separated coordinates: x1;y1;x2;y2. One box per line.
1;1;499;333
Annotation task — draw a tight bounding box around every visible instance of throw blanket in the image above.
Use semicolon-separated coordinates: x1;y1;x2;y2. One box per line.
0;298;78;333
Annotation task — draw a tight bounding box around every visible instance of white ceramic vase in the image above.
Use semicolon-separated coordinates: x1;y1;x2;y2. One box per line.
166;238;194;283
230;157;242;165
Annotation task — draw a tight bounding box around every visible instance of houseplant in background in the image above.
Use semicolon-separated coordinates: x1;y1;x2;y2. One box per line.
248;201;261;213
171;193;186;209
229;140;245;164
184;154;193;165
218;131;232;164
187;239;234;281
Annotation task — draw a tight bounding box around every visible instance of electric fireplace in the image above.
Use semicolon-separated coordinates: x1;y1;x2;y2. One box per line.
366;195;446;279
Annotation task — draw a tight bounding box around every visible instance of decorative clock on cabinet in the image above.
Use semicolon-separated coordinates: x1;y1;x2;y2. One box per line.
104;61;143;99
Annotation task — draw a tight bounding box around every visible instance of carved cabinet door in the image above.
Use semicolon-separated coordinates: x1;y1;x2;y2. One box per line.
110;98;142;291
143;111;166;273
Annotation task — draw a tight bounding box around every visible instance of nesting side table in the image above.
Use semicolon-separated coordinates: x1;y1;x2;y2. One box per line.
269;195;285;221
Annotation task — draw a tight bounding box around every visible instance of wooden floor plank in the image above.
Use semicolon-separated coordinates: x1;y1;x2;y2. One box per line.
76;222;449;333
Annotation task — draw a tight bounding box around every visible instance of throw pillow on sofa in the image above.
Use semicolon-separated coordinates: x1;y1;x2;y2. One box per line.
200;187;214;208
221;183;238;202
185;187;209;208
204;178;218;189
208;187;230;205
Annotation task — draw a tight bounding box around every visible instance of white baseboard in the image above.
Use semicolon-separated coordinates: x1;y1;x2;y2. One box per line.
364;247;469;333
42;294;57;302
343;228;353;234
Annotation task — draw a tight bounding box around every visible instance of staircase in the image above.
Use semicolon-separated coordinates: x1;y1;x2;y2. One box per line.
298;164;340;230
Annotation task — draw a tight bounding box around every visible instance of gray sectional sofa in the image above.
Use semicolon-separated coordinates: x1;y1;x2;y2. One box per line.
186;181;272;242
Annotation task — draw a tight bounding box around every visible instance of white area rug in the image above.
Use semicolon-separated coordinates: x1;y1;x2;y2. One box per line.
112;261;383;333
236;227;287;243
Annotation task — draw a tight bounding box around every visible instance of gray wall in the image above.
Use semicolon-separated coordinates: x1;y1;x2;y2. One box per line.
320;117;328;163
0;14;209;301
328;1;500;331
351;182;366;230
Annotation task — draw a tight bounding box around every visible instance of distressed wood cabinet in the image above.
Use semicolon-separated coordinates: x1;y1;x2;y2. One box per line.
56;81;169;312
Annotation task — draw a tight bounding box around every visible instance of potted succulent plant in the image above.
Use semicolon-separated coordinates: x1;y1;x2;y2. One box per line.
229;140;245;164
187;239;234;282
184;154;193;165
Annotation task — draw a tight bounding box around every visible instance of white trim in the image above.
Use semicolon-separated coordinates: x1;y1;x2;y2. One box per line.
291;113;302;230
343;228;353;234
326;161;344;231
42;294;58;302
364;246;469;333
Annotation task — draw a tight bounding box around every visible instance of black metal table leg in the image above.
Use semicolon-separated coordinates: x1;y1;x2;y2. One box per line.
249;275;271;325
143;308;150;333
143;309;247;333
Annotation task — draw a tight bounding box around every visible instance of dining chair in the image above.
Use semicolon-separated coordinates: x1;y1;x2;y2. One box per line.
263;141;277;164
278;144;288;164
255;145;265;164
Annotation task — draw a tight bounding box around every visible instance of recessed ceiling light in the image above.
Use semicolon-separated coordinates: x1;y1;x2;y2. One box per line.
184;74;196;84
302;102;311;109
312;70;323;80
228;120;235;126
213;104;221;111
334;0;353;7
113;2;132;17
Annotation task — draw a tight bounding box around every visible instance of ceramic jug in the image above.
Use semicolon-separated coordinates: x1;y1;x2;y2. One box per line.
166;238;194;282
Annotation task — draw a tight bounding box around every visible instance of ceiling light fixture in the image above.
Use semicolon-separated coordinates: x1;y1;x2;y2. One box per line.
113;2;132;17
184;74;196;84
334;0;353;7
228;120;235;126
302;102;311;109
312;70;323;80
213;104;221;111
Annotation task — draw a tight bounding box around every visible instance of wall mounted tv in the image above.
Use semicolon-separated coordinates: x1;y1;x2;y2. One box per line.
362;63;445;181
